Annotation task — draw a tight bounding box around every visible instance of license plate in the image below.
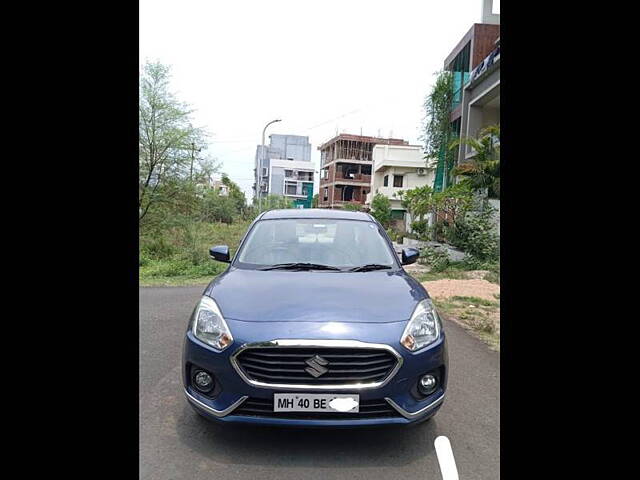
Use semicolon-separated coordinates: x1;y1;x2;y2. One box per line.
274;393;360;413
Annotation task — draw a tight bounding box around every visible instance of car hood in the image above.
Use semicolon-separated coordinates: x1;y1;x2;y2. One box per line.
203;267;429;323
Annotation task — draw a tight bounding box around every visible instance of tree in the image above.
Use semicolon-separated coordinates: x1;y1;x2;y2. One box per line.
432;183;473;228
221;174;247;214
422;71;455;189
139;61;210;223
449;124;500;200
262;195;294;211
422;71;453;159
398;185;434;222
371;194;392;228
200;189;236;224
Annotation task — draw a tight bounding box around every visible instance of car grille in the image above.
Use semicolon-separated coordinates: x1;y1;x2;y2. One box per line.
233;346;400;387
232;397;401;420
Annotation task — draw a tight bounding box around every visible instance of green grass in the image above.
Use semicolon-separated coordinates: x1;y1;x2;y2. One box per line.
483;270;500;284
413;261;470;281
415;269;469;282
139;219;251;285
413;259;500;284
434;296;500;351
140;276;214;287
448;296;499;307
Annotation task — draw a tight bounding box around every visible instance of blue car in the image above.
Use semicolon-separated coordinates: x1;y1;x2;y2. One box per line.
182;208;447;427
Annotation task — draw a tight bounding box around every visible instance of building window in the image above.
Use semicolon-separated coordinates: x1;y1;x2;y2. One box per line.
393;175;403;187
285;170;293;178
323;187;328;201
299;171;313;181
450;42;471;109
383;175;389;187
285;181;297;195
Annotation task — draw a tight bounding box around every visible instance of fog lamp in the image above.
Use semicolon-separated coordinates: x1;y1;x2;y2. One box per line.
418;374;437;395
193;370;214;393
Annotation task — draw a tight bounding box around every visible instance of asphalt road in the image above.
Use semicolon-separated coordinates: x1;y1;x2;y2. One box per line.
140;286;499;480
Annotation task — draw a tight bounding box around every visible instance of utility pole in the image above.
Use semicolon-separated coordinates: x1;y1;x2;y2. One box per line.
258;119;282;212
190;142;201;183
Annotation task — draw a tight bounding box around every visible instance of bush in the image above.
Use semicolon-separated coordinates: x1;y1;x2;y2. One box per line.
342;202;363;212
140;235;177;260
386;228;399;242
371;194;392;227
454;205;499;261
410;220;429;239
419;245;450;272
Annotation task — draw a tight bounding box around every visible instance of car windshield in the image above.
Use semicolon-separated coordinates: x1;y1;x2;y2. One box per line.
236;218;397;269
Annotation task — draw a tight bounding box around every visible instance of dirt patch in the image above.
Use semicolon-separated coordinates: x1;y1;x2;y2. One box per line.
422;278;500;351
421;278;499;301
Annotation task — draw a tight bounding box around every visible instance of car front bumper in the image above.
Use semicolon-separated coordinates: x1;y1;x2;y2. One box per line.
182;319;448;427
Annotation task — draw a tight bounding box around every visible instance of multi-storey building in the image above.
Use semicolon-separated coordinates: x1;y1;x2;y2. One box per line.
365;144;436;230
254;134;314;208
434;0;500;191
318;134;408;209
457;35;499;167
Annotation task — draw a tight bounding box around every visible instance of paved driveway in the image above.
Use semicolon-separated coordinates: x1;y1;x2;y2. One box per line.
140;286;499;479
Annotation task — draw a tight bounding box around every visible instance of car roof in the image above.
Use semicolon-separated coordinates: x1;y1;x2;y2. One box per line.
259;208;374;221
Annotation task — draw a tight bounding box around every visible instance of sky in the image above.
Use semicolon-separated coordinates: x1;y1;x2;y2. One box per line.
139;0;488;200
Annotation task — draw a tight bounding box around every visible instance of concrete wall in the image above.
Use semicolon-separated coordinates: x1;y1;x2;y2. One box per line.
269;158;315;201
481;0;500;24
269;134;311;162
369;144;435;210
270;168;285;195
489;198;500;236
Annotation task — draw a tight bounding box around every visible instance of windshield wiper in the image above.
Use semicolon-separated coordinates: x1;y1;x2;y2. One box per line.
258;262;343;271
348;264;393;272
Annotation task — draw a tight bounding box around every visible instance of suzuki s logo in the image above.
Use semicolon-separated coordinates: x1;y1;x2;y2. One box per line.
305;355;329;378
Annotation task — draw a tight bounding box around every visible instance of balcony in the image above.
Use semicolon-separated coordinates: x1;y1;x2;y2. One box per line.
366;187;405;206
335;172;371;183
468;44;500;87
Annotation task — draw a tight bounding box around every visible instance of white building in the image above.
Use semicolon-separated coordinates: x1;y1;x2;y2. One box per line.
268;158;315;208
254;134;313;207
365;144;436;231
211;179;229;196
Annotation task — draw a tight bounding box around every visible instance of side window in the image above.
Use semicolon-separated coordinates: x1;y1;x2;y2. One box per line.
383;175;388;187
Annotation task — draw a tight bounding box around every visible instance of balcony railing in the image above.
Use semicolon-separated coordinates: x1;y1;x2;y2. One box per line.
468;44;500;85
334;173;371;183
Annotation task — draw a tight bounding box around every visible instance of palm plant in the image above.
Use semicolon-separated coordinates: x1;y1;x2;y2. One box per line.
449;124;500;199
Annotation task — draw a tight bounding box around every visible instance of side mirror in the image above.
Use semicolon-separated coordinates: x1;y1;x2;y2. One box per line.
209;245;230;263
401;247;419;266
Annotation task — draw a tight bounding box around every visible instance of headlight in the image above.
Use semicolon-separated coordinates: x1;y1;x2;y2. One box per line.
191;296;233;351
400;299;442;352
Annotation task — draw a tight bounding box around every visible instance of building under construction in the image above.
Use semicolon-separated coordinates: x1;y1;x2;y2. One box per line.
318;134;409;209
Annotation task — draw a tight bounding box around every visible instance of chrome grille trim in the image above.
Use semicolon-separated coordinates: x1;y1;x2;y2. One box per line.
230;339;404;390
184;389;248;417
384;393;445;419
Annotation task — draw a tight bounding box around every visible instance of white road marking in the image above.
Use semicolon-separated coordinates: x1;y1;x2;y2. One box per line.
434;436;459;480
